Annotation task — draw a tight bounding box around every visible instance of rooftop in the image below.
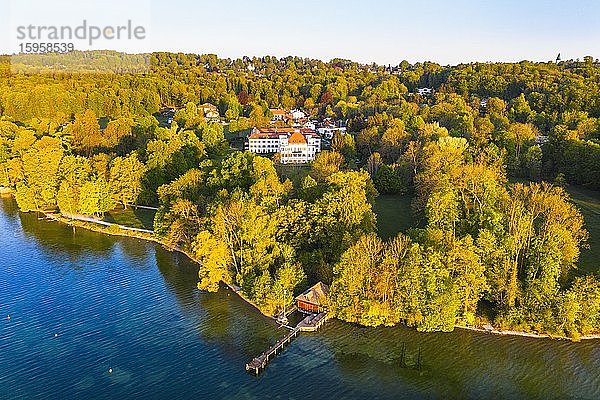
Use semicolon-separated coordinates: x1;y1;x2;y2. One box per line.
295;282;329;306
248;127;319;141
288;130;307;144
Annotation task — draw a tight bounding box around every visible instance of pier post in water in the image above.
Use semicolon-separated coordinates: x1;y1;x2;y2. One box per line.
400;342;406;368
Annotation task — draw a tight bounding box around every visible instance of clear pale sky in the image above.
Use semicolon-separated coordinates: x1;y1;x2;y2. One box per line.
1;0;599;65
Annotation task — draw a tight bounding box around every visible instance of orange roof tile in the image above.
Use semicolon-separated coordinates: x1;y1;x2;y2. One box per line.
248;132;277;139
248;127;319;141
288;131;307;144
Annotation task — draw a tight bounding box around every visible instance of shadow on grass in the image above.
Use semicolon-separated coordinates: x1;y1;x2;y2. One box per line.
105;207;156;230
567;185;600;276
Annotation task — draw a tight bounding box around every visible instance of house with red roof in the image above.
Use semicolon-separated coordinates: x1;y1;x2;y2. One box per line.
270;108;292;123
199;103;220;121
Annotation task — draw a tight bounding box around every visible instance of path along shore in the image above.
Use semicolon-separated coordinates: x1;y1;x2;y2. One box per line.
3;191;599;342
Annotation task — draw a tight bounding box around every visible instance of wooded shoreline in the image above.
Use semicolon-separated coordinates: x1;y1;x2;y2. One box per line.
4;192;597;342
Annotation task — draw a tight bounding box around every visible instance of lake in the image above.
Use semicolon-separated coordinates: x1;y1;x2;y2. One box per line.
1;195;599;400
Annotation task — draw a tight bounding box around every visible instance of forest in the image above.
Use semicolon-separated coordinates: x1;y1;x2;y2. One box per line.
1;51;599;339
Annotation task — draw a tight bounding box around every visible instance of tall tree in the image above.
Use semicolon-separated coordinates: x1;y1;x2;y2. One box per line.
109;152;147;208
72;110;102;155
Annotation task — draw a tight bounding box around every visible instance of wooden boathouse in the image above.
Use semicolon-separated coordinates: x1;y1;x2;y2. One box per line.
295;282;329;314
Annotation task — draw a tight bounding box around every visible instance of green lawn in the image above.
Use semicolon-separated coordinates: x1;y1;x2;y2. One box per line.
567;186;600;275
373;195;417;240
372;188;600;276
105;207;156;231
276;164;311;186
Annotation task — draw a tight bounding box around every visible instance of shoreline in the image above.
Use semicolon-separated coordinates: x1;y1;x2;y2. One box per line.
33;202;273;317
456;325;600;341
3;192;599;342
43;212;159;244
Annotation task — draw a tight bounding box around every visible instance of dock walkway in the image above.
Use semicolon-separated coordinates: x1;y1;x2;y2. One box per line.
297;311;327;332
245;312;328;374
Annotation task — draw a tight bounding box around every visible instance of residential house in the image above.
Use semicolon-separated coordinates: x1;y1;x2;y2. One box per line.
270;108;292;123
303;120;317;131
317;125;347;140
199;103;220;121
291;109;307;120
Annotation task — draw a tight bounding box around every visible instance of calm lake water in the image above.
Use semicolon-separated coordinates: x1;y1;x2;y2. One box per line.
1;195;599;400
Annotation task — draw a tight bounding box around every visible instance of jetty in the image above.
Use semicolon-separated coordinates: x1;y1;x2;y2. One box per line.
245;312;328;375
297;311;327;332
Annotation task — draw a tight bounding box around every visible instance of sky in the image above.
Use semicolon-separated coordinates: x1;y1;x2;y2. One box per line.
1;0;599;65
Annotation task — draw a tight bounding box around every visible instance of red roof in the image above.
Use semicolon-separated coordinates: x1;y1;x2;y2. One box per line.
288;131;307;144
248;132;278;139
249;127;293;139
248;127;318;142
300;128;318;136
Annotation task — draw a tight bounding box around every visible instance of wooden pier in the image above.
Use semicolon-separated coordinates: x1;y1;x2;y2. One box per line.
296;311;327;332
245;312;328;375
245;326;301;374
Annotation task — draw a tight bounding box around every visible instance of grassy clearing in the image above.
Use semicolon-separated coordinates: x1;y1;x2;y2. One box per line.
567;186;600;275
372;187;600;276
276;164;311;187
373;195;417;240
105;207;156;231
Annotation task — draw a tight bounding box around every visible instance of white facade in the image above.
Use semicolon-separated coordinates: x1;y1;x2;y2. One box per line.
247;128;321;164
279;135;321;164
291;109;307;120
303;121;317;130
248;135;283;154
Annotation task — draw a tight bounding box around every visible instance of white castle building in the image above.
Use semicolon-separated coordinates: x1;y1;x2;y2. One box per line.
246;127;321;164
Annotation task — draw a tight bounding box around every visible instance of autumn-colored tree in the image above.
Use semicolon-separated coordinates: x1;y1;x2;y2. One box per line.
109;152;147;207
195;230;233;292
72;110;102;155
15;136;64;211
78;177;114;217
56;155;93;215
311;151;344;181
379;119;408;163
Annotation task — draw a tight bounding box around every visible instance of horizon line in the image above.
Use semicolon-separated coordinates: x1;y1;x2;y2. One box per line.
5;49;599;68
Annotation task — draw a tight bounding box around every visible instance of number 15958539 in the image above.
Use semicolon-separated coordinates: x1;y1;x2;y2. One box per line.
19;42;74;53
